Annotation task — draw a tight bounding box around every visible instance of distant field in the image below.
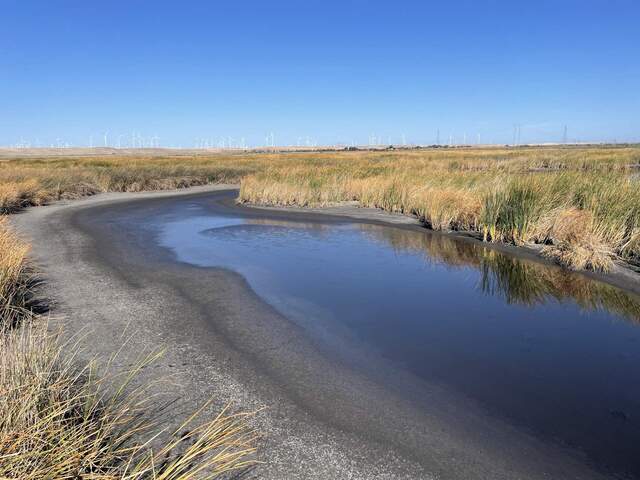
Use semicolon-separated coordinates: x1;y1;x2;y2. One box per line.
2;145;640;272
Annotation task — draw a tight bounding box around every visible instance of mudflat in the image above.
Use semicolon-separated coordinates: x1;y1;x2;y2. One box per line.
11;186;615;479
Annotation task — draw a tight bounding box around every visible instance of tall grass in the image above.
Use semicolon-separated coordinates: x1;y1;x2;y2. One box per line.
0;218;34;326
238;147;640;272
0;324;258;479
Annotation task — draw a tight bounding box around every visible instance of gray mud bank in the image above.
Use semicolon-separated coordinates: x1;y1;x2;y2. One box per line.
10;185;620;479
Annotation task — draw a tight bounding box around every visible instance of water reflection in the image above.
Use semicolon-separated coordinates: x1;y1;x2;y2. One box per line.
358;224;640;323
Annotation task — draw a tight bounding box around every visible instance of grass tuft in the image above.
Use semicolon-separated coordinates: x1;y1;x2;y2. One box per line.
0;323;258;479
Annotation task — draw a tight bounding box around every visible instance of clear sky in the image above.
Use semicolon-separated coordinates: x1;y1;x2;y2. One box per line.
1;0;639;147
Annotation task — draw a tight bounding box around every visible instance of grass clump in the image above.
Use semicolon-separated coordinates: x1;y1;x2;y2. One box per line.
0;218;34;325
0;324;258;479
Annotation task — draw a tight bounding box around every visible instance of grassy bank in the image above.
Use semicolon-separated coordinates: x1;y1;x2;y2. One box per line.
0;219;257;477
0;153;265;213
237;146;640;272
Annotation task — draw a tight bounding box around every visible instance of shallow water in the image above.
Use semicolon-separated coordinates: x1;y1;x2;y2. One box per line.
157;201;640;478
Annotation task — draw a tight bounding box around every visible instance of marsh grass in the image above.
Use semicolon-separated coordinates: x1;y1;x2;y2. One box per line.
0;218;36;326
0;323;258;479
0;154;266;213
237;147;640;272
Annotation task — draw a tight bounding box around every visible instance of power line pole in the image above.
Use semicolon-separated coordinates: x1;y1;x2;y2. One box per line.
513;124;522;147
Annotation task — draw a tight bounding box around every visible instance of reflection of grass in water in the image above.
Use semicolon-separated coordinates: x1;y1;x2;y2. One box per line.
480;254;549;305
359;224;640;323
479;252;640;323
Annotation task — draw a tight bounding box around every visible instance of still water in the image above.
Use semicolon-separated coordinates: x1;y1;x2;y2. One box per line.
157;201;640;477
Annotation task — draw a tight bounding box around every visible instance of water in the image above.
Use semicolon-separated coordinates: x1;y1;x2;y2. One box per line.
156;200;640;477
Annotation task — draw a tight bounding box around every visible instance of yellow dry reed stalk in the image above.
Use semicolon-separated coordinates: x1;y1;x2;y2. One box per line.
0;217;31;324
0;323;259;479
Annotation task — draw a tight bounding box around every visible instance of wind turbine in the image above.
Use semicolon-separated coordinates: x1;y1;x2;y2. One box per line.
103;131;109;147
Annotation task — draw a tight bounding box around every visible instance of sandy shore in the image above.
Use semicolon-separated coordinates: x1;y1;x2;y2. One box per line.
10;185;616;479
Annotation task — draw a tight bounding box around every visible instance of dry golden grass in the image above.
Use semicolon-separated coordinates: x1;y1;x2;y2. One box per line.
0;153;268;213
0;218;33;326
236;146;640;272
0;324;258;479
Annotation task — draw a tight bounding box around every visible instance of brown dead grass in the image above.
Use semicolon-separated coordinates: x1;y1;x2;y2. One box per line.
0;218;32;325
0;324;258;479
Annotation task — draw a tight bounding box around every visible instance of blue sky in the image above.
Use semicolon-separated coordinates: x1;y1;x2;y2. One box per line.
1;0;638;147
